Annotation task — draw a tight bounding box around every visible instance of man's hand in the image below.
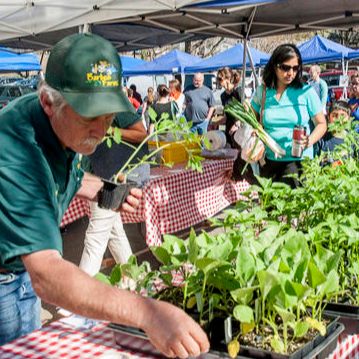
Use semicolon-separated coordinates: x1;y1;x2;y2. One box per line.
142;299;210;358
121;187;142;213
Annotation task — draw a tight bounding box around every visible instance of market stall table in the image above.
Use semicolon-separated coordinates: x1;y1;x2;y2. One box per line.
61;151;250;246
0;316;358;359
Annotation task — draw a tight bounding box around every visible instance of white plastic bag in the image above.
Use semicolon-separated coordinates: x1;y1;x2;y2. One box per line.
233;122;265;163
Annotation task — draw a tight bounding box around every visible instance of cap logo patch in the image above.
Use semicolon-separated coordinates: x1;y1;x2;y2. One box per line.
86;60;119;87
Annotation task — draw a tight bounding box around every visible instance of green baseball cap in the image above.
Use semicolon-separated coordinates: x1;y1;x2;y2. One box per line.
45;33;134;118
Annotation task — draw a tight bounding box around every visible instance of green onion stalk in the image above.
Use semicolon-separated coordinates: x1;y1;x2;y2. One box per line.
225;99;285;159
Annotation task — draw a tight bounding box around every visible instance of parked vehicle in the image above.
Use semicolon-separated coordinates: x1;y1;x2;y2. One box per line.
320;69;357;102
0;84;35;109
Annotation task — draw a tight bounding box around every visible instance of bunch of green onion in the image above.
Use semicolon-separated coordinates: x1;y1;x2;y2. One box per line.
225;98;286;159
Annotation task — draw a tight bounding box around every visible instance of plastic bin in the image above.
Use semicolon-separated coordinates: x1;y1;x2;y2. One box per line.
148;140;200;164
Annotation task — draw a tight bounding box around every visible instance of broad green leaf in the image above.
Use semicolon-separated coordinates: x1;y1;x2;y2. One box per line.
257;270;279;301
208;241;233;261
233;305;254;323
341;225;359;245
318;270;339;297
308;261;326;289
230;287;256;305
206;269;241;291
294;257;309;283
235;247;256;283
94;272;111;285
106;138;112;148
294;321;310;338
109;264;122;285
195;258;223;274
287;281;312;301
162;235;186;254
151;246;171;265
113;127;122;143
148;107;158;122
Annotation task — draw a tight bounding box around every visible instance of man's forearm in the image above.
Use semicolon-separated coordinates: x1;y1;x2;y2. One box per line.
23;251;149;329
76;172;103;201
206;107;215;120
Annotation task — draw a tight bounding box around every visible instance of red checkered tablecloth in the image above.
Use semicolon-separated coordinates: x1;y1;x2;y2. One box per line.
60;197;90;228
61;155;250;246
329;334;359;359
0;319;159;359
1;318;358;359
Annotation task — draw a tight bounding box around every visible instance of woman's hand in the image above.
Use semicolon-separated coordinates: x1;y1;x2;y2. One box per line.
229;123;239;135
298;133;311;149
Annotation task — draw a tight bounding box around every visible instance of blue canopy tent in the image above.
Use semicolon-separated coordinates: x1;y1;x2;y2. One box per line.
185;43;269;73
124;49;202;76
120;56;147;76
347;50;359;61
297;35;356;64
0;47;41;72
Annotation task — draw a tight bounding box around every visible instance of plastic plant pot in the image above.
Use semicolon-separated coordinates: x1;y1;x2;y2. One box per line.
108;317;344;359
324;302;359;335
97;179;137;210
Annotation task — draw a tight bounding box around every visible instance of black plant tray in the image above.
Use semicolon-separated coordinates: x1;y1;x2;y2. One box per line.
98;179;137;210
108;320;344;359
324;302;359;335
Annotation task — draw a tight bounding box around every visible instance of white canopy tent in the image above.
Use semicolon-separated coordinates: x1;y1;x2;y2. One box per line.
0;0;204;49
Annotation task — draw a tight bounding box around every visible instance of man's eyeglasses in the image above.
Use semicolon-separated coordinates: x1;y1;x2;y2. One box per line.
277;64;300;73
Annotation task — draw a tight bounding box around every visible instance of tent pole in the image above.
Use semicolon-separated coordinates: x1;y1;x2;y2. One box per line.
341;56;348;99
240;6;257;102
241;37;247;102
246;45;259;88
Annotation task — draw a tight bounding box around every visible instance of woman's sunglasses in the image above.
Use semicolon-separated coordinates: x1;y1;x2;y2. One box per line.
277;64;300;73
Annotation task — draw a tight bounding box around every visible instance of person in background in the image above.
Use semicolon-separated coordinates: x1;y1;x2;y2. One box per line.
317;100;351;156
149;84;179;134
0;33;209;358
127;87;141;111
129;84;143;105
308;65;328;114
184;72;215;135
216;67;258;183
251;44;327;187
141;86;156;131
216;67;242;146
169;79;185;116
79;112;148;276
348;72;359;133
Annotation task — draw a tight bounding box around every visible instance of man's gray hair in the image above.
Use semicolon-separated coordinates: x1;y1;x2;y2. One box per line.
38;80;67;114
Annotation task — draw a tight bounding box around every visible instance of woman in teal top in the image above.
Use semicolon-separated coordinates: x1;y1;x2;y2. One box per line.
251;44;327;187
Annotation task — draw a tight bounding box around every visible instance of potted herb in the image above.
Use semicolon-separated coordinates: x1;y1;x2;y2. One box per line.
97;113;204;209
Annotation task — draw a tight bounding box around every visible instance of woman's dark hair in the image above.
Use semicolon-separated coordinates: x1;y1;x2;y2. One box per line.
157;84;170;98
263;44;303;89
